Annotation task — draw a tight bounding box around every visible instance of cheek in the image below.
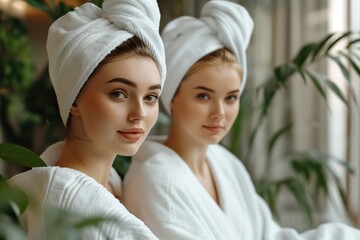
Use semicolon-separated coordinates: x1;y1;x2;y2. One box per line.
179;103;202;122
81;96;123;124
145;106;159;128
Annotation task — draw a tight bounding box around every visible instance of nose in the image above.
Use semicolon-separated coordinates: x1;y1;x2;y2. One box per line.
210;101;224;121
128;99;146;122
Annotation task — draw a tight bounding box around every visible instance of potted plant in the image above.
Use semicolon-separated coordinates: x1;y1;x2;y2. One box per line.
229;32;360;226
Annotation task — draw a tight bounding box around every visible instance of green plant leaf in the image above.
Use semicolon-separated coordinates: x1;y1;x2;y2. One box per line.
55;2;74;20
27;0;50;14
255;179;280;218
338;52;360;77
325;79;348;106
328;55;351;83
327;170;348;209
292;43;317;67
274;65;296;85
0;178;28;218
112;155;131;179
261;79;278;115
267;123;293;158
346;38;360;48
325;32;352;53
279;178;313;226
0;215;27;240
27;0;74;20
311;32;337;61
289;150;352;207
304;70;327;102
313;163;328;199
0;143;46;168
293;65;308;84
329;55;357;104
289;158;311;183
334;53;359;105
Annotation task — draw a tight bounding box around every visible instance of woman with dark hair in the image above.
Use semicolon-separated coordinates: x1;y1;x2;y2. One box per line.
9;0;165;239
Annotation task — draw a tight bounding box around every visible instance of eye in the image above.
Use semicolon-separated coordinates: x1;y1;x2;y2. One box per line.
110;89;127;99
144;94;159;103
225;95;238;102
196;93;210;100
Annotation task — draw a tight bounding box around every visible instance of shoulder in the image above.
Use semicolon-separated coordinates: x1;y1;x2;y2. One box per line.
8;167;73;200
9;167;120;212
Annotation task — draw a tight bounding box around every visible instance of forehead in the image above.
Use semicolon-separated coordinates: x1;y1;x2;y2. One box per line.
89;55;161;87
181;63;242;89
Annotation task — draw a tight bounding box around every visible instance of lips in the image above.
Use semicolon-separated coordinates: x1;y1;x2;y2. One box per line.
202;125;225;133
118;128;144;142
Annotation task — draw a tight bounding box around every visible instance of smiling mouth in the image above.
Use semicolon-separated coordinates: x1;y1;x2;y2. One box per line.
117;131;144;142
202;125;225;133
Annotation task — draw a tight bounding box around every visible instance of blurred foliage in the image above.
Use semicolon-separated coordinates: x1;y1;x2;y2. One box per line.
230;32;360;226
0;1;105;154
0;144;114;239
27;0;103;20
0;14;35;145
0;12;63;153
113;155;131;179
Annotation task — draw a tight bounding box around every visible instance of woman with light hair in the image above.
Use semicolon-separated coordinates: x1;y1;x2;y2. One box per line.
123;1;360;239
9;0;165;239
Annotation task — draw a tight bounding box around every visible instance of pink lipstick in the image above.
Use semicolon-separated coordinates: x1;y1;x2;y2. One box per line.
118;128;144;142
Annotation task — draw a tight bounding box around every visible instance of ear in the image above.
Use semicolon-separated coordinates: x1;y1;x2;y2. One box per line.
170;99;175;111
70;102;81;116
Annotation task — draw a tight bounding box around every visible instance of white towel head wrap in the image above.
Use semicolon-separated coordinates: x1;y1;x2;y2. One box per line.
47;0;166;125
161;0;254;115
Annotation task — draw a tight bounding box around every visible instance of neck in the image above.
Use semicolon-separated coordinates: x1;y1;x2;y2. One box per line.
165;125;220;205
164;126;208;175
56;138;115;190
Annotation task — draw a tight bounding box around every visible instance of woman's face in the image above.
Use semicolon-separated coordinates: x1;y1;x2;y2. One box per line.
72;54;161;156
171;63;241;146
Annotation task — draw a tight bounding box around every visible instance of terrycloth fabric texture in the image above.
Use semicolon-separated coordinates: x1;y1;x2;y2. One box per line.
47;0;166;125
123;138;360;239
40;141;122;198
160;0;254;114
8;167;158;239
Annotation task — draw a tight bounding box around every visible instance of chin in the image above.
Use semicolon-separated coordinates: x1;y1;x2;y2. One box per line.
200;136;222;146
117;143;142;157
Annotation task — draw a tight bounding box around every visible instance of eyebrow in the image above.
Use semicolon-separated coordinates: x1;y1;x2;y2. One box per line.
194;86;215;93
194;86;240;94
107;78;161;91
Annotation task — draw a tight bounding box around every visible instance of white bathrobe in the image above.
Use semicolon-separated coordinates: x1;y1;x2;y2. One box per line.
8;142;158;240
123;139;360;240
